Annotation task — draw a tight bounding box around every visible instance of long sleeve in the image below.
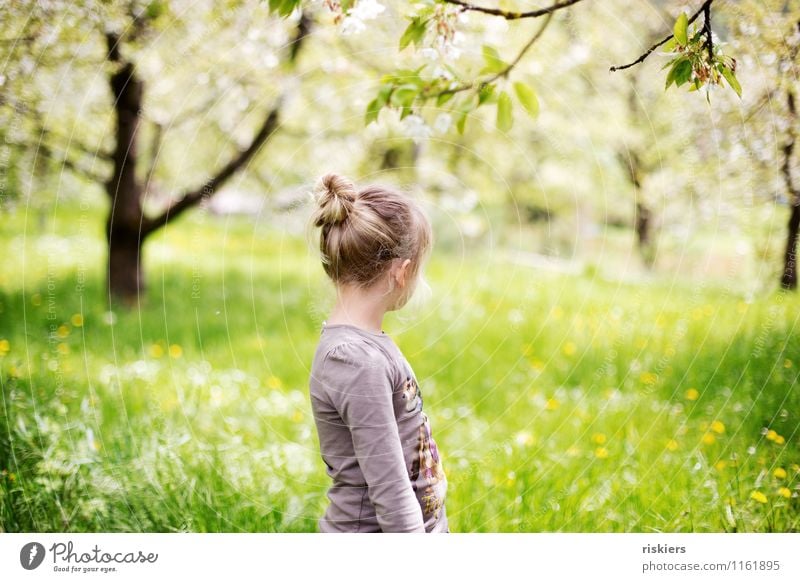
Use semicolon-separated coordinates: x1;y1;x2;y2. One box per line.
321;341;425;533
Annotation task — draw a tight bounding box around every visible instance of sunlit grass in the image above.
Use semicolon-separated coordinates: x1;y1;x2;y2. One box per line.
1;203;798;532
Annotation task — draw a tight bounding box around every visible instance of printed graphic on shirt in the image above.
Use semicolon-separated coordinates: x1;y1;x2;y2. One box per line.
401;376;423;412
411;412;447;520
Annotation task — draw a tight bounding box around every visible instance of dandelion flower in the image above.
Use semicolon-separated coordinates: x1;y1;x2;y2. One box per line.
778;487;791;499
57;343;69;355
702;433;716;445
711;420;725;434
685;388;699;401
71;314;84;327
149;344;164;358
774;467;787;479
640;372;657;385
57;325;69;338
774;435;785;445
0;339;9;357
592;433;607;445
545;397;560;411
594;447;609;459
665;439;679;452
292;410;304;423
714;460;727;471
766;429;778;441
562;341;576;356
169;344;183;359
750;491;768;504
267;376;282;389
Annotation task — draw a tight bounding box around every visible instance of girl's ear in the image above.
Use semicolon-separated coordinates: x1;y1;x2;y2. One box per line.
397;258;412;288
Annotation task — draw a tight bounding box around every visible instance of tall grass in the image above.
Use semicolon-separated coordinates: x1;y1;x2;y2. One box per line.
1;204;798;532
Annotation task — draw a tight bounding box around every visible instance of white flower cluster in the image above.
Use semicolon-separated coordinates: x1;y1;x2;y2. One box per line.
340;0;386;36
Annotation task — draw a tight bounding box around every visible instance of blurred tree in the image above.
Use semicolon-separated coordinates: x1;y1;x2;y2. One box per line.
1;0;312;303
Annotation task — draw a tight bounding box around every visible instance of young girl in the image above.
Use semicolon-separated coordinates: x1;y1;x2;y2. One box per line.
308;173;449;533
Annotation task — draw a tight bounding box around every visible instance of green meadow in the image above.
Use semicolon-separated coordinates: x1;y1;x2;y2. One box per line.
1;203;798;533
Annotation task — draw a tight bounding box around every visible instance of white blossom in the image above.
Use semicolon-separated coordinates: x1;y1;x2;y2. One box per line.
402;114;432;142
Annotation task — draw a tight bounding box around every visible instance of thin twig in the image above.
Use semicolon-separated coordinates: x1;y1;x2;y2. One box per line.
441;0;584;20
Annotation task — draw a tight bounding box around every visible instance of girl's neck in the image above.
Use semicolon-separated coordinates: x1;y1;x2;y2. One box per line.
326;284;387;335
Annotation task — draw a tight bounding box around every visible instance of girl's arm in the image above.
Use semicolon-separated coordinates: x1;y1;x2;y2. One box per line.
323;342;425;533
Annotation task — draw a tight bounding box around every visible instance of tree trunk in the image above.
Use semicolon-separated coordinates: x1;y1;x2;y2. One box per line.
781;201;800;290
635;200;654;268
105;34;146;304
107;223;145;301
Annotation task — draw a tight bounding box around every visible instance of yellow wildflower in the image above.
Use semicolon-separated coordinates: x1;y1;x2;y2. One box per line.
149;344;164;358
545;397;560;411
71;314;84;327
57;343;69;355
666;439;679;452
784;359;793;369
766;430;778;441
714;460;727;471
702;433;716;445
640;372;657;385
594;447;609;459
291;410;304;423
685;388;699;401
750;491;768;504
778;487;791;499
592;433;607;445
0;339;9;357
774;467;787;479
711;420;725;434
169;344;182;359
562;341;576;356
267;376;282;389
57;325;69;338
774;435;785;445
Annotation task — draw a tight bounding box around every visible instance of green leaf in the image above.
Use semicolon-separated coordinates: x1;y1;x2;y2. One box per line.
377;84;393;107
718;65;742;98
436;91;455;107
496;91;513;132
673;12;688;46
399;17;429;51
478;83;495;105
455;96;477;135
390;84;419;108
481;45;508;75
365;98;382;125
513;82;539;118
662;37;678;53
268;0;300;17
665;58;691;89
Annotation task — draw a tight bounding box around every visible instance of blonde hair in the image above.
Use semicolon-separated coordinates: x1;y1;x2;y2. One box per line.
310;173;433;289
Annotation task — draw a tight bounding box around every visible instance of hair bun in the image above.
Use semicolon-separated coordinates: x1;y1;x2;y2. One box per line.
313;173;357;227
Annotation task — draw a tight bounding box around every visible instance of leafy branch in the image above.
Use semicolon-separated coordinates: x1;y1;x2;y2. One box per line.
439;0;584;20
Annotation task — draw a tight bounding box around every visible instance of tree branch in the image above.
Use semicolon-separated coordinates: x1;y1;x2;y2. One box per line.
425;11;554;99
441;0;584;20
142;12;313;235
609;0;714;72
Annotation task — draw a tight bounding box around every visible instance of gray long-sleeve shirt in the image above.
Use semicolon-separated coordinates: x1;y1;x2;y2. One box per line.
309;322;448;533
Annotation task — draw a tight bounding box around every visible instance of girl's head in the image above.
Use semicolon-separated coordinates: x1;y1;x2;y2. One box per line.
310;173;432;311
